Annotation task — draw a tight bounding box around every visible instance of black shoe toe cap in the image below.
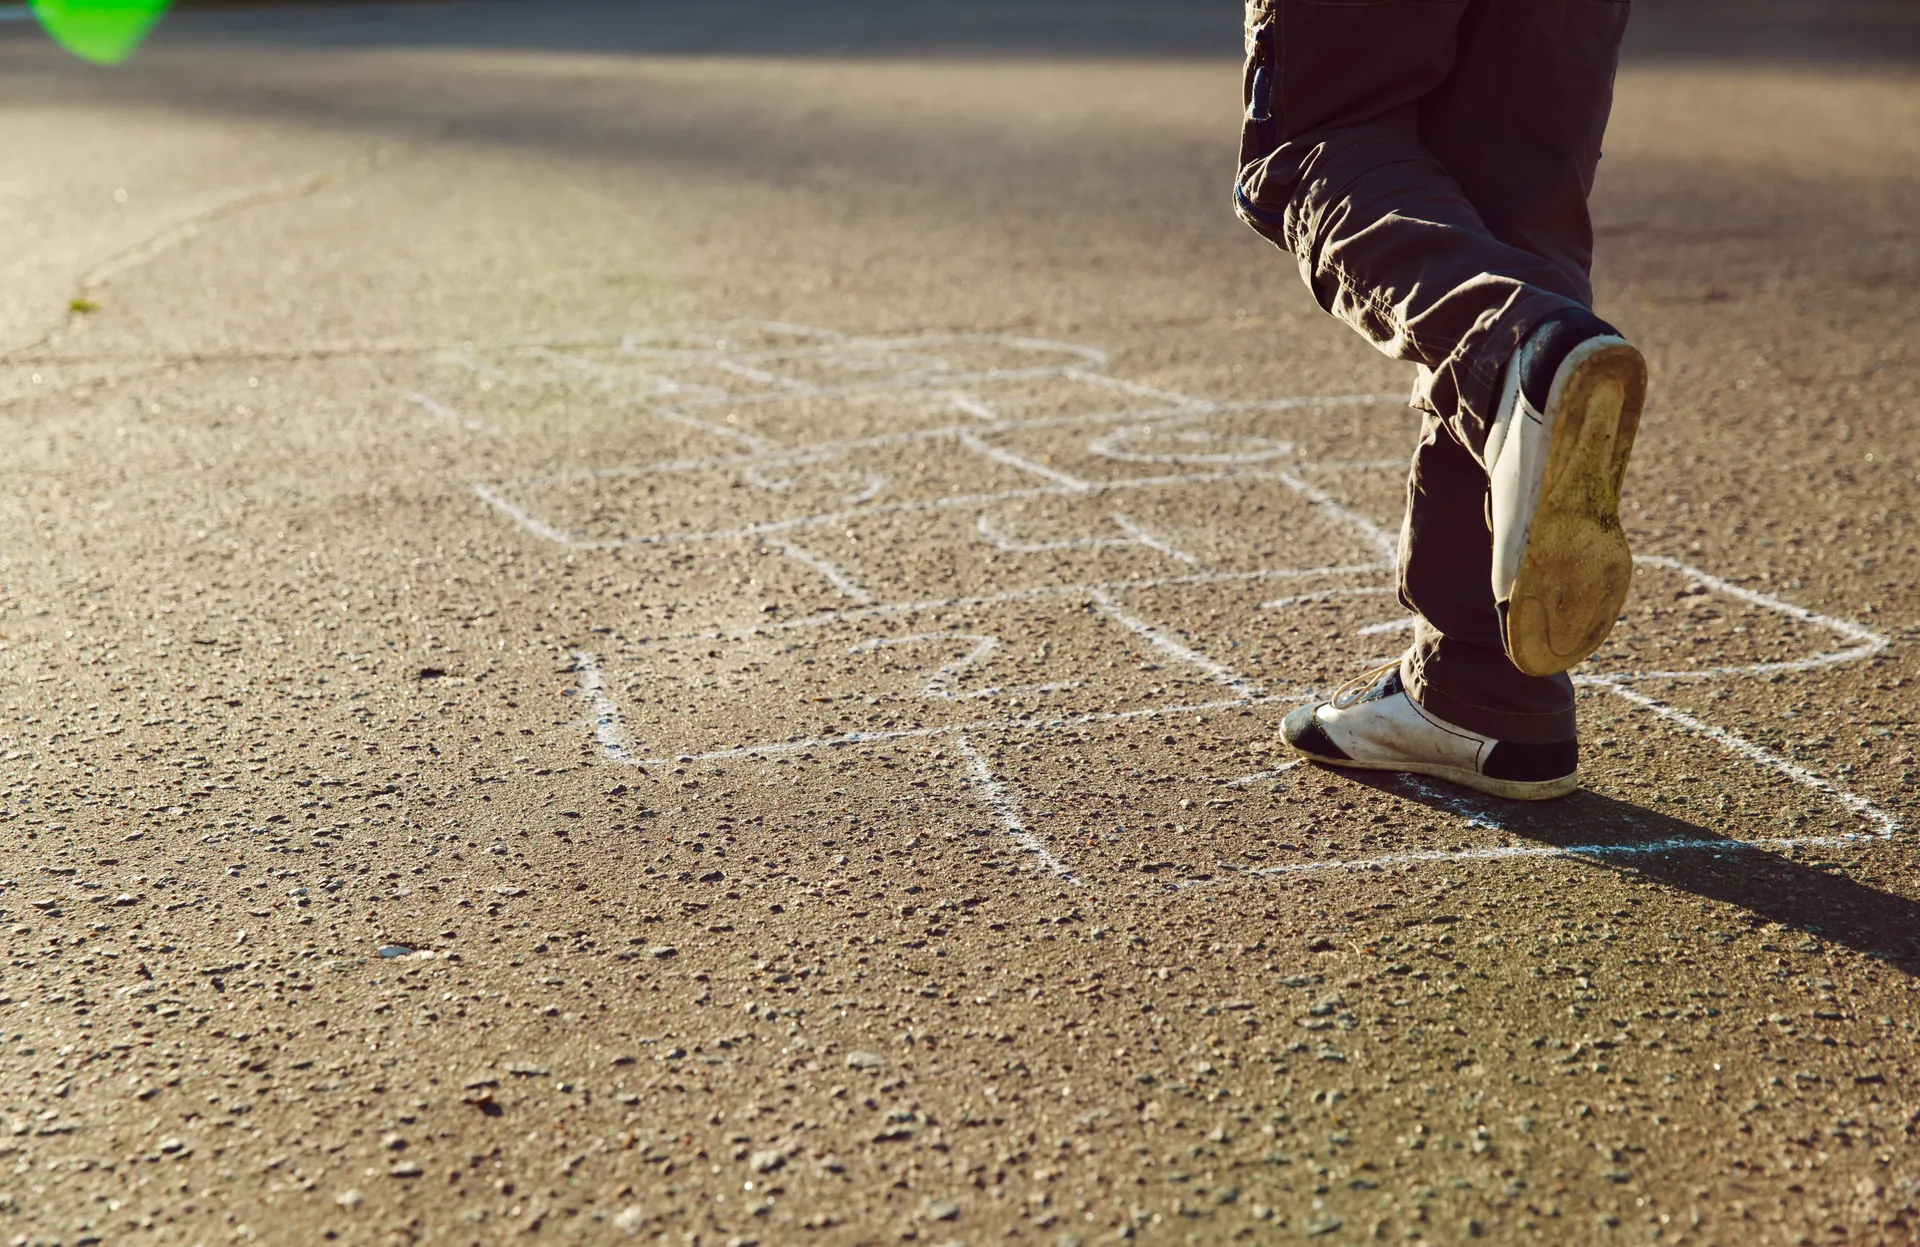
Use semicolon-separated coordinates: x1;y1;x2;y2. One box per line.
1281;704;1350;762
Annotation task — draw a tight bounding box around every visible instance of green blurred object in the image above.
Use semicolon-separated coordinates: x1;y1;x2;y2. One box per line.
31;0;173;65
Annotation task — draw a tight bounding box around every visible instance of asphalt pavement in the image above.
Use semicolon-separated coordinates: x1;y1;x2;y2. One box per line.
0;3;1917;1245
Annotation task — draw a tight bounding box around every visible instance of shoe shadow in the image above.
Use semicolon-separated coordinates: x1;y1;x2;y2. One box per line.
1348;774;1920;975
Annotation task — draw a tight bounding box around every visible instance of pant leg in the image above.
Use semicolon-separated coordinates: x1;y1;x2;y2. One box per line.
1235;0;1594;457
1408;0;1632;432
1237;0;1629;742
1398;412;1577;742
1393;0;1629;741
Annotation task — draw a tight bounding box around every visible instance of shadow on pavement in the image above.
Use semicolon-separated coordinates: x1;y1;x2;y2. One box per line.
1371;776;1920;976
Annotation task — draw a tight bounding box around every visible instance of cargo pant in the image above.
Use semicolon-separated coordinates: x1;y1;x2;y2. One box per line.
1236;0;1632;743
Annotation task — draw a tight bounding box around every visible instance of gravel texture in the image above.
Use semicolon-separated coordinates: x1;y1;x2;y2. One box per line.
0;3;1917;1245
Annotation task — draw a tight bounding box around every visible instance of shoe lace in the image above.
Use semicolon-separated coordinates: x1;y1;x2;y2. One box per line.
1330;660;1401;710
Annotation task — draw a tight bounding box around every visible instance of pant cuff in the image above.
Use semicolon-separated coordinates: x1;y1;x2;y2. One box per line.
1401;654;1577;743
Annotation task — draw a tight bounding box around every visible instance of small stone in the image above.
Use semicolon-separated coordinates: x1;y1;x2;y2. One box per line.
335;1189;363;1210
157;1136;185;1154
650;946;678;959
381;1133;407;1151
389;1161;423;1178
925;1199;960;1221
1305;1215;1343;1237
748;1148;786;1174
846;1051;885;1071
378;945;413;959
612;1206;646;1235
492;885;527;897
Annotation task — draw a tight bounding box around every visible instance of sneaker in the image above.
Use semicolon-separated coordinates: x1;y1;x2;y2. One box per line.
1486;309;1647;678
1281;661;1578;801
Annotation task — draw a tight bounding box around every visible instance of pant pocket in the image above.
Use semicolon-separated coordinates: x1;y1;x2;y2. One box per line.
1234;20;1285;241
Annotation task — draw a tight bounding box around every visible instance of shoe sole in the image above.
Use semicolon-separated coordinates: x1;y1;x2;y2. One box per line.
1504;338;1647;678
1283;741;1579;802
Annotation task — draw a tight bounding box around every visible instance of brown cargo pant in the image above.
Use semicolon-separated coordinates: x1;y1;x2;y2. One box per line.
1236;0;1632;743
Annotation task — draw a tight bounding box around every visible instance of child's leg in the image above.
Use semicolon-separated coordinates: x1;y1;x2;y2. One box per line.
1397;413;1577;744
1242;0;1633;755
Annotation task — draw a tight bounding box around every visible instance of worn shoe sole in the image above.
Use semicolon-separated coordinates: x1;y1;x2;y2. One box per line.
1503;338;1647;677
1283;732;1579;802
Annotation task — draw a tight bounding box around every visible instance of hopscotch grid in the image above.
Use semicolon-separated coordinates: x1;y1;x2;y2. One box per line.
483;466;1408;551
462;320;1896;885
612;562;1398;652
625;694;1299;768
479;393;1400;493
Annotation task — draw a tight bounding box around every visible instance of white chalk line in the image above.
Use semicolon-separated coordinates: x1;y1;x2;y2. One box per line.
970;512;1205;569
478;466;1393;551
573;652;644;767
1243;558;1890;683
646;363;1086;415
715;356;817;392
1170;676;1903;890
1088;426;1294;465
1060;365;1214;409
954;735;1081;883
402;390;495;434
1226;761;1303;787
1578;556;1891;682
947;393;1001;423
650;407;771;452
974;511;1134;555
956;430;1094;492
1260;586;1398;612
622;326;1111;370
624;694;1295;767
1088;589;1261;697
1175;830;1890;888
1396;774;1508;832
619;563;1395;651
766;539;874;605
1594;679;1899;838
845;632;1080;703
1110;514;1206;568
470;483;576;548
475;393;1397;492
1273;468;1401;564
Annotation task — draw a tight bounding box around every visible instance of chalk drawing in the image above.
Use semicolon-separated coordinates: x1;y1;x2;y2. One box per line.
410;321;1898;884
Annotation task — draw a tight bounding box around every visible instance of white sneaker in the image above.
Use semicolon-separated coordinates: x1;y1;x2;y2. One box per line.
1485;310;1647;678
1281;662;1578;801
